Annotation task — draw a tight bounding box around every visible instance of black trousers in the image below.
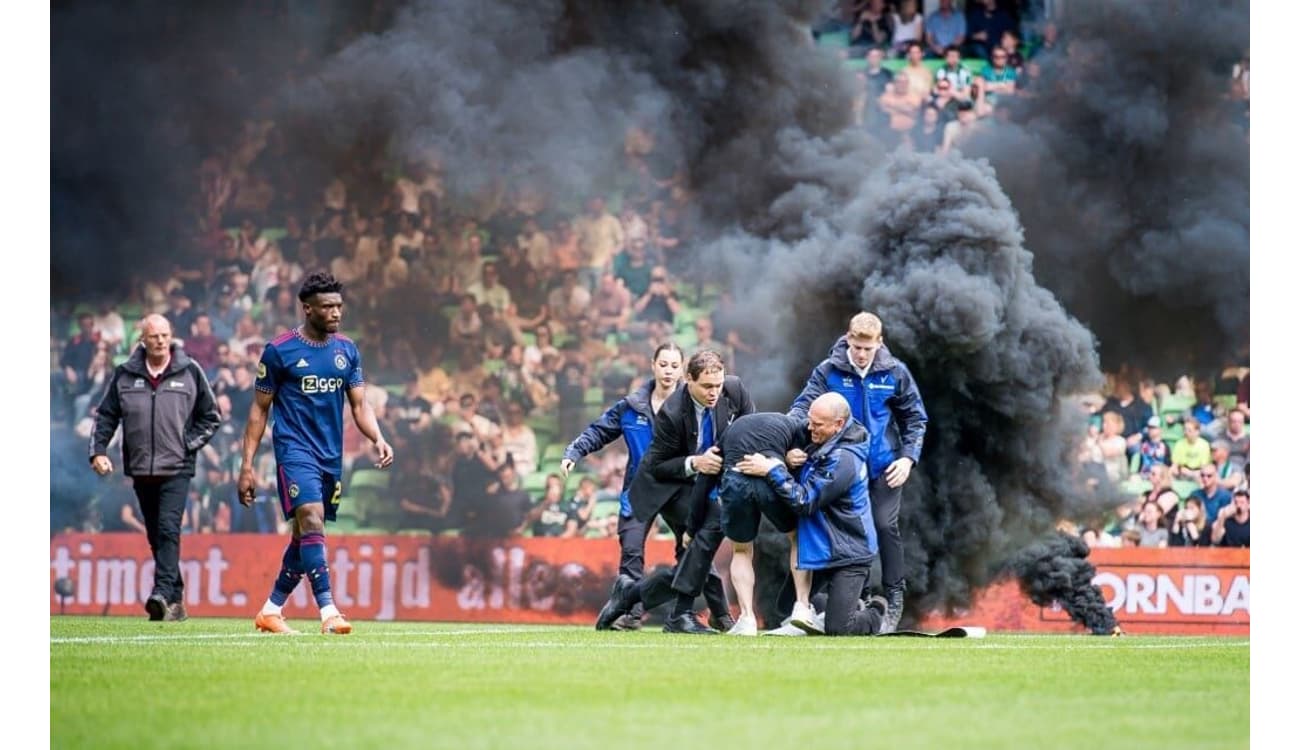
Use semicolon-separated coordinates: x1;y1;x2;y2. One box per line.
133;475;191;604
814;564;882;636
870;475;904;591
643;495;729;617
616;513;648;580
669;498;726;600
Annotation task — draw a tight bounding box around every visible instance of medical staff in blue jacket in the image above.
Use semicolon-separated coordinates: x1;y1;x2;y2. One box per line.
788;312;927;632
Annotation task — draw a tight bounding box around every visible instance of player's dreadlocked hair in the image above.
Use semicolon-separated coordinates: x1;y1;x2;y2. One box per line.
297;271;344;302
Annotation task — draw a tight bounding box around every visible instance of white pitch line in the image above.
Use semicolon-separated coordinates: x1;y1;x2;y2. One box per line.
50;626;571;645
290;639;1250;652
52;633;1249;650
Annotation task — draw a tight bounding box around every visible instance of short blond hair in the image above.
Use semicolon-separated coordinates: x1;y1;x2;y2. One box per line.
848;312;882;340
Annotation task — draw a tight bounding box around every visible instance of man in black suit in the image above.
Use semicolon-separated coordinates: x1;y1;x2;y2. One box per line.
603;350;755;634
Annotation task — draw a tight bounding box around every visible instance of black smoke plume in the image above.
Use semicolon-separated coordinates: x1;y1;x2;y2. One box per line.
960;0;1250;372
1007;532;1117;635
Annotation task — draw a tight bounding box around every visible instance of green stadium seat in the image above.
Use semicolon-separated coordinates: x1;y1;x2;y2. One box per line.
1119;476;1151;497
592;499;620;520
816;30;851;48
1159;394;1194;418
541;443;567;464
522;472;548;495
1172;479;1199;500
350;469;390;491
532;429;558;450
331;516;363;535
1213;395;1238;412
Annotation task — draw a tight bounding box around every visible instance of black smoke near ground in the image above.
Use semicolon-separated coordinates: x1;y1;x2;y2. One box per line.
961;0;1250;372
1007;533;1117;635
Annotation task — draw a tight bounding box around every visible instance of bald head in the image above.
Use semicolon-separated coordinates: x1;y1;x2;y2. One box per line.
140;314;173;363
141;314;172;337
808;392;850;444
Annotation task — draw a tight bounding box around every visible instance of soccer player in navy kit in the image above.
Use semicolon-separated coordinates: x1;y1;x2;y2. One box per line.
237;272;394;635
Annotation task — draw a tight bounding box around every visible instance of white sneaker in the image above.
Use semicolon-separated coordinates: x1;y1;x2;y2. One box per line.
726;614;758;636
790;603;825;635
761;619;809;637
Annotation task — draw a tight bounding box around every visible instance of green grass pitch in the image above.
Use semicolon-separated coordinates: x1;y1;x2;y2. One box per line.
51;617;1248;749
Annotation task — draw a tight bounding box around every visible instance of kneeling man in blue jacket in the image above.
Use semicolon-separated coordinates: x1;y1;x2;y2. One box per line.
735;392;887;636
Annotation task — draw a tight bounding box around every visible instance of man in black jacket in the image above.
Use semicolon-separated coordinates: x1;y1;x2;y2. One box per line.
90;314;222;622
623;350;754;634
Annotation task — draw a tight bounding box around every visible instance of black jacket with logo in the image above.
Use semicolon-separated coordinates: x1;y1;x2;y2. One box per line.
89;344;222;477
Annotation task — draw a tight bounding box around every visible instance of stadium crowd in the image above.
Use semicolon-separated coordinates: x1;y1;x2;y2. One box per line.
50;0;1249;551
815;0;1250;152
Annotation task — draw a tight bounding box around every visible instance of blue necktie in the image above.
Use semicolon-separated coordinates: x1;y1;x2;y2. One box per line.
699;407;714;452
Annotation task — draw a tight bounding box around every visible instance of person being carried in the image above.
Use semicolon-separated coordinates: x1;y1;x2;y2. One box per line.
704;411;818;636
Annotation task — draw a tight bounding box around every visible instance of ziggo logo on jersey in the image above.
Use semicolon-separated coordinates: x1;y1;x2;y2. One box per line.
301;376;346;394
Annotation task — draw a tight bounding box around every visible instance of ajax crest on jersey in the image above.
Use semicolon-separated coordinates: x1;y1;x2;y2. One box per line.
335;354;348;370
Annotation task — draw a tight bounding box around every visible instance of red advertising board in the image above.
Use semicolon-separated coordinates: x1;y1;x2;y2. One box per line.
919;548;1249;635
49;533;681;624
50;534;1248;634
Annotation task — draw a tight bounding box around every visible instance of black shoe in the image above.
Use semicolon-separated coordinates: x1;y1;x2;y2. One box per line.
662;613;719;635
881;583;906;634
164;601;189;622
595;575;635;631
708;613;736;633
145;594;167;622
